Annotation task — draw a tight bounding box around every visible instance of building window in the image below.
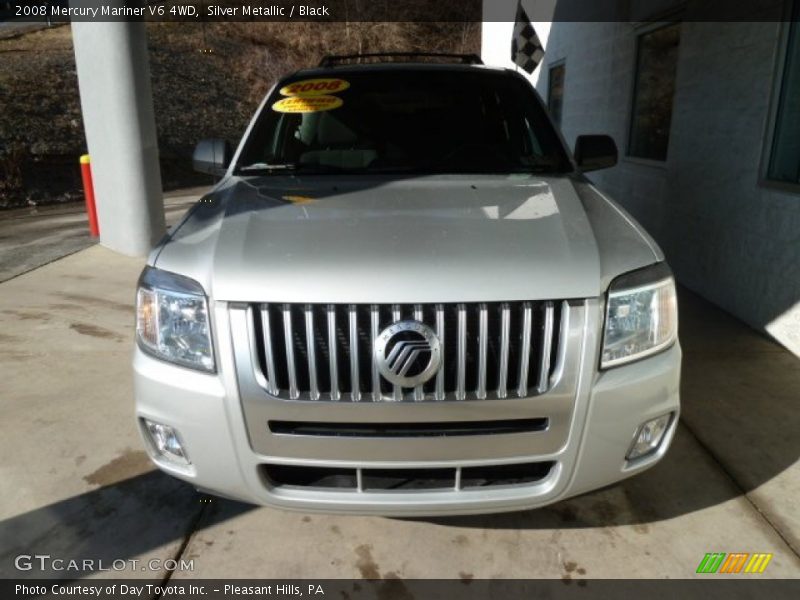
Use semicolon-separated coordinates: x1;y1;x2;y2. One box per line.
548;63;566;126
628;23;681;161
768;7;800;184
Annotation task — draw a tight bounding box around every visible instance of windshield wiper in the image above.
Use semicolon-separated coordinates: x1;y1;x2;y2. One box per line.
237;162;359;175
237;162;298;174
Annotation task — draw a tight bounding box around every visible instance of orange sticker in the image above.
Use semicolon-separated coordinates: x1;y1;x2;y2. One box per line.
279;78;350;97
272;95;343;113
283;195;315;204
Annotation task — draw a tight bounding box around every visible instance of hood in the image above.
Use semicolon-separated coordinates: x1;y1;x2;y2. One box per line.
155;174;657;303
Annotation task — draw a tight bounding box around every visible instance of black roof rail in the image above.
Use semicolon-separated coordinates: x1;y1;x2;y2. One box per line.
318;52;483;68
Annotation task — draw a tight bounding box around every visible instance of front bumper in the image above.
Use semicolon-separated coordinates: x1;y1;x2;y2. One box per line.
133;298;681;516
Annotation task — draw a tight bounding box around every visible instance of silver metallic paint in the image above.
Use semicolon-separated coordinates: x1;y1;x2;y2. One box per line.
136;65;679;514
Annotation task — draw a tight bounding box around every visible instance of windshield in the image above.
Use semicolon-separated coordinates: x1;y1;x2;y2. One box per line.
236;69;572;176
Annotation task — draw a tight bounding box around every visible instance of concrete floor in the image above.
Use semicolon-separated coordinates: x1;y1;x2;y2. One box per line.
0;224;799;584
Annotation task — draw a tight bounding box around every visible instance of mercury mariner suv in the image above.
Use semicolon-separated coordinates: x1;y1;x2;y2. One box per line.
134;53;681;515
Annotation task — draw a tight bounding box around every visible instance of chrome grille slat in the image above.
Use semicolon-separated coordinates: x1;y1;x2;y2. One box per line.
538;301;555;394
348;305;360;401
304;305;319;401
456;303;467;401
435;304;445;401
260;306;278;395
391;304;402;401
413;304;425;401
251;301;563;402
370;305;381;401
327;305;340;401
477;303;488;400
516;302;532;398
282;304;299;400
497;303;510;399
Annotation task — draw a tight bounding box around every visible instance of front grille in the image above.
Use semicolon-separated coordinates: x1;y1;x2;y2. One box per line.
249;301;564;402
261;461;556;491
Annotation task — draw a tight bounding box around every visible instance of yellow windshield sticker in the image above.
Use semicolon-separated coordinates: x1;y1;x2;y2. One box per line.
279;78;350;97
272;95;343;113
283;195;315;204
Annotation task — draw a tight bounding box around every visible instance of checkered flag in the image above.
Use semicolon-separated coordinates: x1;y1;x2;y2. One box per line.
511;2;544;74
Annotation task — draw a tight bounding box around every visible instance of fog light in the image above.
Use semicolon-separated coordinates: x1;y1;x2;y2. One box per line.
143;419;190;466
626;414;672;460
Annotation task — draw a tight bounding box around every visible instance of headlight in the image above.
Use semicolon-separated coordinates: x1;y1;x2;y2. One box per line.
601;262;678;369
135;267;215;372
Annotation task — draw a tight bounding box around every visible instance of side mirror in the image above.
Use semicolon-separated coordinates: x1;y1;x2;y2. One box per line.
574;135;618;172
193;139;232;176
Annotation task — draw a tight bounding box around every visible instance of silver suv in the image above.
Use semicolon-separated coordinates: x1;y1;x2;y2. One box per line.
134;54;680;515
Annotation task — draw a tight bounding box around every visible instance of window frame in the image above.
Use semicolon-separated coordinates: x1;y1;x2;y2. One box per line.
547;60;566;127
760;1;800;193
626;21;682;163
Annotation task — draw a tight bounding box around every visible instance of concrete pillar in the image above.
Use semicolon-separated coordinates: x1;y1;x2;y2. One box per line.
71;20;165;257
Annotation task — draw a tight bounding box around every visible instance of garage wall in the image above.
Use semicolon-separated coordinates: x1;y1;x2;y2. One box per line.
530;17;800;356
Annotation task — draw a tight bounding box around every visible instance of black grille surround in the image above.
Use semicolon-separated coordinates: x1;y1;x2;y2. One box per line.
249;301;565;402
268;418;549;437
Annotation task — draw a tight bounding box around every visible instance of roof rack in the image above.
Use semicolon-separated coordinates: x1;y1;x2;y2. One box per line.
318;52;483;68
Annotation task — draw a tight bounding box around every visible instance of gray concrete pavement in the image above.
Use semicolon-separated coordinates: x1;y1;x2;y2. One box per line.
0;243;798;584
0;189;204;283
679;290;800;553
0;247;196;581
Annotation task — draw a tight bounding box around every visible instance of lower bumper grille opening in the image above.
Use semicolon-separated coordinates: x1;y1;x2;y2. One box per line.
461;461;555;488
268;418;548;438
263;465;357;489
261;461;555;492
362;468;454;491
